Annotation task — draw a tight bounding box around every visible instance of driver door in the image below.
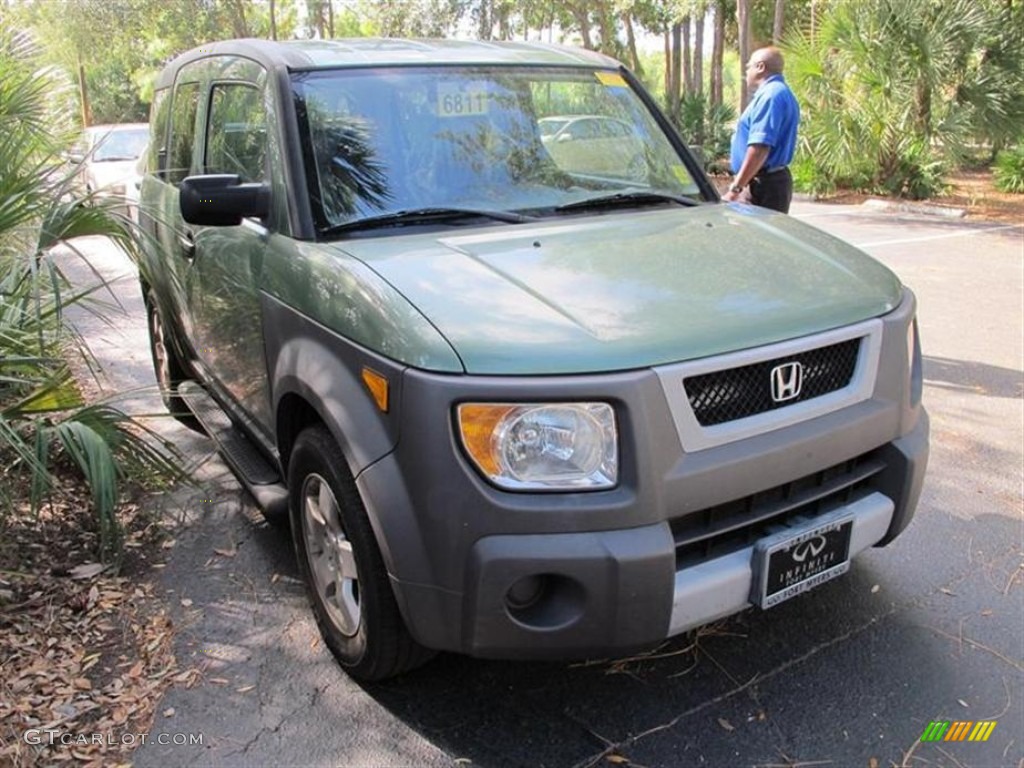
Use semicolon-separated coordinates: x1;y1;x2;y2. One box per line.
186;63;274;430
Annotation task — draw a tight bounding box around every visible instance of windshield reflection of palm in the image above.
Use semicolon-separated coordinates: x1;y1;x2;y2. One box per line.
318;118;392;215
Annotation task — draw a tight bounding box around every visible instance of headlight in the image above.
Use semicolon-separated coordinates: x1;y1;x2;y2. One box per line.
457;402;618;491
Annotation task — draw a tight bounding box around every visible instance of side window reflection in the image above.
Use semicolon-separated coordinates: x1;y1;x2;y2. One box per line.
205;84;267;183
167;82;200;186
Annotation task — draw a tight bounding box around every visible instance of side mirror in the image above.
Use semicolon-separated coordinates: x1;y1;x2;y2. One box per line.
66;151;85;164
180;174;269;226
557;134;573;143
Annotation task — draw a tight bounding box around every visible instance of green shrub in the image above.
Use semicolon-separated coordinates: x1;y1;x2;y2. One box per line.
673;93;735;172
1;29;184;561
790;156;836;198
993;147;1024;193
880;144;948;200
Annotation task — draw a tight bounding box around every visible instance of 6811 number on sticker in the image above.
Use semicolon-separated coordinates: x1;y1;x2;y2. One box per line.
438;85;489;117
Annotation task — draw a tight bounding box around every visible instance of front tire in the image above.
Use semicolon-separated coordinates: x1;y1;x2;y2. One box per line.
288;425;433;681
145;291;202;433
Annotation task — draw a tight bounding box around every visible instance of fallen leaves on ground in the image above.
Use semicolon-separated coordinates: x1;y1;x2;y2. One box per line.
0;464;195;767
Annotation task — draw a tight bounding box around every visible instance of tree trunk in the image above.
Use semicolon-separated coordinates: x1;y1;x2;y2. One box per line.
773;0;785;44
670;22;682;120
77;54;91;127
573;7;594;50
229;0;248;37
327;0;335;38
694;9;704;96
269;0;277;40
664;29;673;110
682;16;692;95
478;0;491;40
498;4;512;40
915;81;932;138
711;2;724;107
623;12;644;77
313;1;325;38
595;4;621;59
737;0;751;110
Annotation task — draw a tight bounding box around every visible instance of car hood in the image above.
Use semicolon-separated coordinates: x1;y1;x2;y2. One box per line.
86;160;138;192
334;204;903;374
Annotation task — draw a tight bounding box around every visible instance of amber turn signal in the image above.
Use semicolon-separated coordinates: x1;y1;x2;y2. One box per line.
361;367;389;412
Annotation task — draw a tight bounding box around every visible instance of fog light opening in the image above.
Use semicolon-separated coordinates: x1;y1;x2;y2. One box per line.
505;574;585;630
505;575;547;611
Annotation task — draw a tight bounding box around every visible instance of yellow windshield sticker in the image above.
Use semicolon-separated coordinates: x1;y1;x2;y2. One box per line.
437;84;489;117
595;72;627;88
671;165;692;184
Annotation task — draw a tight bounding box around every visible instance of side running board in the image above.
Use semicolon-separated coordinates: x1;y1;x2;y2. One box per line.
178;381;289;524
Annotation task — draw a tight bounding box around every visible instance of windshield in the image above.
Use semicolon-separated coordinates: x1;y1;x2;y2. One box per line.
92;128;149;162
291;66;706;232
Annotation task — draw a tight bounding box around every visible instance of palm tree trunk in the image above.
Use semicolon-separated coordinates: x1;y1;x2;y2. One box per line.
915;81;932;138
682;16;692;95
773;0;785;44
327;0;334;38
737;0;751;110
711;2;724;107
671;22;682;120
269;0;277;40
664;28;673;109
694;9;704;95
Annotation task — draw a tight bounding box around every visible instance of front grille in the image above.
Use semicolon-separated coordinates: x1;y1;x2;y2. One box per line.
670;450;885;569
684;338;861;426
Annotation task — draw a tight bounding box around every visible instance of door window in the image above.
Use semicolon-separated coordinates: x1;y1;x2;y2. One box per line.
147;88;170;173
167;82;200;185
205;84;267;183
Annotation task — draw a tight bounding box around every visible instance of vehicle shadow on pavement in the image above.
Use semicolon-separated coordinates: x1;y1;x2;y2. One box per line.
137;451;1022;768
924;355;1024;400
359;506;1022;768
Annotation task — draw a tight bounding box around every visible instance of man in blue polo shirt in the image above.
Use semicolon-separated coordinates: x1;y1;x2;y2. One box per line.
723;46;800;213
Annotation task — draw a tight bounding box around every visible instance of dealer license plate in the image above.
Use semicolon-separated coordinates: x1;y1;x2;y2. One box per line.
753;515;854;609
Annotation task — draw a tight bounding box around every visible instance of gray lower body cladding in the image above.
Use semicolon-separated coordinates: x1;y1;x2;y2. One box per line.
354;296;927;658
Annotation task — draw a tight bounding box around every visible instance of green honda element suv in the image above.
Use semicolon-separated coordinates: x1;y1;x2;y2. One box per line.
138;38;929;681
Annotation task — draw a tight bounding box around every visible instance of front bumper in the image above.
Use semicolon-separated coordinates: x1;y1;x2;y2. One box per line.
355;293;927;658
364;406;928;659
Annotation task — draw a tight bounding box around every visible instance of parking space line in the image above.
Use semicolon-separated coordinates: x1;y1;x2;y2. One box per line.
792;209;867;219
853;224;1022;249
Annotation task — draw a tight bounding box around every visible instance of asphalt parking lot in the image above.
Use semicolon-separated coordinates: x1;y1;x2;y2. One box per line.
65;200;1023;768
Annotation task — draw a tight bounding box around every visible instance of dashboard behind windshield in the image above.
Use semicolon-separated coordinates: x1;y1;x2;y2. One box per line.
291;66;707;232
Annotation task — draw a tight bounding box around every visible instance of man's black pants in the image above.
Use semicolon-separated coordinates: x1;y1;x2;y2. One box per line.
741;167;793;213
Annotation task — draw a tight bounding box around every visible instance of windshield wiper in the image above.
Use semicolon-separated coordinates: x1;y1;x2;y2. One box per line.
322;206;536;236
554;191;702;214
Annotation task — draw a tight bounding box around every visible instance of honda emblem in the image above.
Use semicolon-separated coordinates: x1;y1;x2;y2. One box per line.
771;361;803;402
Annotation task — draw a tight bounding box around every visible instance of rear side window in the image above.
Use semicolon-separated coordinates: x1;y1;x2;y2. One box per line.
205;83;267;182
147;88;170;173
167;81;201;185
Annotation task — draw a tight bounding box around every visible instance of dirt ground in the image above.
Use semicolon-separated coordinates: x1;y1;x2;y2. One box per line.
935;168;1024;223
814;169;1023;224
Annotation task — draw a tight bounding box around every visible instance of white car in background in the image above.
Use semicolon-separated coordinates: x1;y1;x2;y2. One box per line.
69;123;149;216
539;114;647;179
